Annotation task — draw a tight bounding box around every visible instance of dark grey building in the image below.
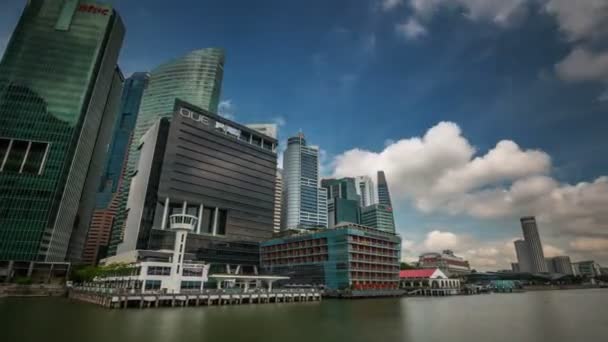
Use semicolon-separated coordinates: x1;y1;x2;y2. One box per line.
117;100;278;270
514;239;532;273
520;216;548;273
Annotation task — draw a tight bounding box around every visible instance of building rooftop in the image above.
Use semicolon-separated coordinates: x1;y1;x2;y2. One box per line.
399;269;437;278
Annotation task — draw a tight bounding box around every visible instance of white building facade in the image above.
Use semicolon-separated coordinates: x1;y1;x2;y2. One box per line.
354;175;377;208
282;133;327;229
272;169;283;232
99;213;209;294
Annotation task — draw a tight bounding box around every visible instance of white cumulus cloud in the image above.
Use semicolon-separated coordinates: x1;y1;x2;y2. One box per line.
331;121;608;243
408;0;528;25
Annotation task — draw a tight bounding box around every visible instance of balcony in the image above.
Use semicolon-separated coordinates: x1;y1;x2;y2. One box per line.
169;214;198;231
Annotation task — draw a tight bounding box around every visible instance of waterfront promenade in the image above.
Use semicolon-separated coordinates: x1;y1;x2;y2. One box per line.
69;287;321;308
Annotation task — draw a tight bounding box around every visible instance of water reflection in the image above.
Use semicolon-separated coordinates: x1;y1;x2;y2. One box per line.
1;289;607;342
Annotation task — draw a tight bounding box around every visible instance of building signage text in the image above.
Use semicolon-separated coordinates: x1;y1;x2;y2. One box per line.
179;107;210;126
78;4;109;16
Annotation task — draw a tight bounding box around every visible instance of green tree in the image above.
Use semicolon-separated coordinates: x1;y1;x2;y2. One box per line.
400;262;415;270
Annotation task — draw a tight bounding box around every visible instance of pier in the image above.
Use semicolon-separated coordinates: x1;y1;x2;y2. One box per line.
69;288;321;309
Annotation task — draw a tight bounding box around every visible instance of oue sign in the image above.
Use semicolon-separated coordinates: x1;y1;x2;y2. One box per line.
179;107;210;126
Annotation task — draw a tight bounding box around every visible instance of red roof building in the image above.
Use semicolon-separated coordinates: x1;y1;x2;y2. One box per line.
399;269;437;278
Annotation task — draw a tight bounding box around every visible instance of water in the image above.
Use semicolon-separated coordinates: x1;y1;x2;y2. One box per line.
1;289;607;342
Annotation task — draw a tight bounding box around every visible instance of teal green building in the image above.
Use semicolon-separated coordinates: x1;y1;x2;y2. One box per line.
0;0;124;261
361;204;396;233
108;48;225;255
261;223;401;291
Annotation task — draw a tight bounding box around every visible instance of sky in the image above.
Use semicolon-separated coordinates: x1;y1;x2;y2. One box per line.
1;0;608;270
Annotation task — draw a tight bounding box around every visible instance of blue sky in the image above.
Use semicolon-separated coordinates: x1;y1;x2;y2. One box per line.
1;0;607;269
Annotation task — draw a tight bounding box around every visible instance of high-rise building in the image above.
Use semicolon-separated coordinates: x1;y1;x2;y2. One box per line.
377;171;393;208
109;48;225;255
117;100;278;272
511;262;520;272
282;133;328;229
247;124;281;233
514;239;532;273
360;204;396;233
355;175;376;207
520;216;548;273
321;178;360;228
82;72;149;264
546;256;574;275
272;169;283;233
0;0;124;261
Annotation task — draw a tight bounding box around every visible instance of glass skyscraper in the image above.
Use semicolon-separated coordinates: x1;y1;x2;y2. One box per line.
377;170;393;208
361;204;396;233
0;0;124;261
82;72;149;264
282;133;328;229
108;48;225;255
321;178;360;228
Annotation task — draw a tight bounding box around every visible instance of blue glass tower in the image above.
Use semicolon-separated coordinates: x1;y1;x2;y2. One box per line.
81;72;149;264
96;72;149;206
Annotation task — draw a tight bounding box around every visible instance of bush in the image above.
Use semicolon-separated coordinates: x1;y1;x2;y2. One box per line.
14;277;32;285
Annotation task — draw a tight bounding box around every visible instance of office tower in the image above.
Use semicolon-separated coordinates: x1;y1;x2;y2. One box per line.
355;175;376;207
514;239;532;273
511;263;520;272
82;72;149;264
520;216;548;273
117;100;277;271
282;133;328;229
66;68;124;263
0;0;124;261
272;169;283;232
360;204;396;233
321;178;360;228
550;256;574;275
377;171;393;208
109;48;225;255
545;256;574;275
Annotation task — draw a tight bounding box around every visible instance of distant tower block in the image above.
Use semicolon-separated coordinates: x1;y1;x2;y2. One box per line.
520;216;548;273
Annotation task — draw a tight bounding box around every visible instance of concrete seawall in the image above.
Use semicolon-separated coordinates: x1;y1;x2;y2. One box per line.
0;284;66;298
69;289;321;309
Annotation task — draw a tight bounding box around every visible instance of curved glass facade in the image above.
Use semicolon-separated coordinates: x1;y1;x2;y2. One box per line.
109;48;225;255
